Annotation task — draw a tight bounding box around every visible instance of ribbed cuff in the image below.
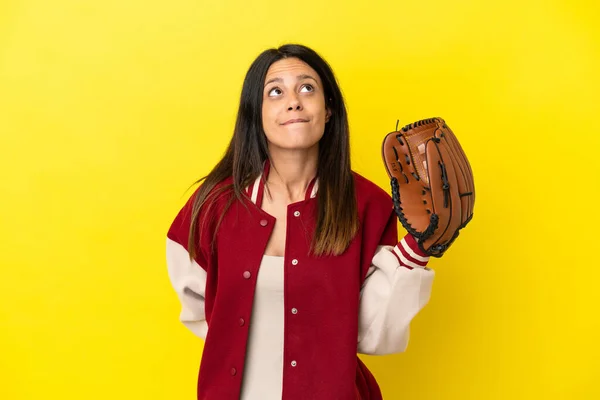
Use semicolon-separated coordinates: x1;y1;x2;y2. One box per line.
391;233;430;269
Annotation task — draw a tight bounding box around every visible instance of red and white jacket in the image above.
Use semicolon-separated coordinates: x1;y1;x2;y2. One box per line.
166;160;435;399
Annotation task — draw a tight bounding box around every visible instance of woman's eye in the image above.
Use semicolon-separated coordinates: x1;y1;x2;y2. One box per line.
268;88;282;96
300;84;314;92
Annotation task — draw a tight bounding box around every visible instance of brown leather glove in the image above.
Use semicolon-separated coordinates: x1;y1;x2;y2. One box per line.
382;117;475;257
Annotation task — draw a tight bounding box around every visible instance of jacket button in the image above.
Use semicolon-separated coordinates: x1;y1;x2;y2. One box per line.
291;360;297;367
291;259;298;265
291;308;298;314
230;367;237;376
239;318;245;326
293;211;300;217
260;219;268;226
243;271;251;279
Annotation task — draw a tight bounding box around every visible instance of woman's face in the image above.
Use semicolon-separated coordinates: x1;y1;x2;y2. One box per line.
261;57;331;151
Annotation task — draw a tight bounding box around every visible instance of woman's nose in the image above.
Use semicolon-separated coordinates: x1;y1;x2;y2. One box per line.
287;94;302;110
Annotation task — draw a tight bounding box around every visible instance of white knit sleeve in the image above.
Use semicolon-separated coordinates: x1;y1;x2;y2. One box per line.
357;236;435;355
166;237;209;339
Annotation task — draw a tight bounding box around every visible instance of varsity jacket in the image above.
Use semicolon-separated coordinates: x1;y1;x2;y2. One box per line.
166;160;435;399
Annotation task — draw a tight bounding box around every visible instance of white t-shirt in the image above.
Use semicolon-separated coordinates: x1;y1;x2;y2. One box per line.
240;254;285;399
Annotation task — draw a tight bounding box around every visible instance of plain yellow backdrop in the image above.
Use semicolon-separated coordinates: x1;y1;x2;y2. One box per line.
1;0;599;399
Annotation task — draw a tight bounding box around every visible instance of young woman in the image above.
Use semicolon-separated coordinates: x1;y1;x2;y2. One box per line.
166;43;435;400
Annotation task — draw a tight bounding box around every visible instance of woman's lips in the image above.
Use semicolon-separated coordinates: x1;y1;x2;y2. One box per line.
282;119;308;125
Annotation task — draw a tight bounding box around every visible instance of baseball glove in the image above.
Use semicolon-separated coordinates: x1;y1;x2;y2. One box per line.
381;117;475;257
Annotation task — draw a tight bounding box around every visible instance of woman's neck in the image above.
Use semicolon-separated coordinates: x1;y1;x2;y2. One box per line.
265;146;318;203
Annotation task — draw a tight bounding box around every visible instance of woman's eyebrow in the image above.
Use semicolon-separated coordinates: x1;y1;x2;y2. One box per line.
264;74;318;87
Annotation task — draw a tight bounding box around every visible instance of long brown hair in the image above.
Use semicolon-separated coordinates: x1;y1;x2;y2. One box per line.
188;43;358;259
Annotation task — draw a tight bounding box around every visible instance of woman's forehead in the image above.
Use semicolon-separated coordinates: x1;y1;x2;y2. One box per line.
265;58;321;84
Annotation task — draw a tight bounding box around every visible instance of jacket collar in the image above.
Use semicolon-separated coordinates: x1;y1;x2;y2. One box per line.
245;159;319;207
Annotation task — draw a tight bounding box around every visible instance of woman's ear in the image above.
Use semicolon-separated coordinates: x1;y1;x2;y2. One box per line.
325;108;332;122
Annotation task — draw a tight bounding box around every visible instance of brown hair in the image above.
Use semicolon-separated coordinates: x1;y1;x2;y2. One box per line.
188;43;358;259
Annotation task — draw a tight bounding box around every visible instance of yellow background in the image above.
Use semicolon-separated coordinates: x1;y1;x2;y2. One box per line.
1;0;599;398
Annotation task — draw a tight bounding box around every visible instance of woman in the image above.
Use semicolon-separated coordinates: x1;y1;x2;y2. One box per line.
166;43;435;400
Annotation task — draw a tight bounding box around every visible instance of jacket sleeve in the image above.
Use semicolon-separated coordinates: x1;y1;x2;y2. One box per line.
357;211;435;355
166;188;209;340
